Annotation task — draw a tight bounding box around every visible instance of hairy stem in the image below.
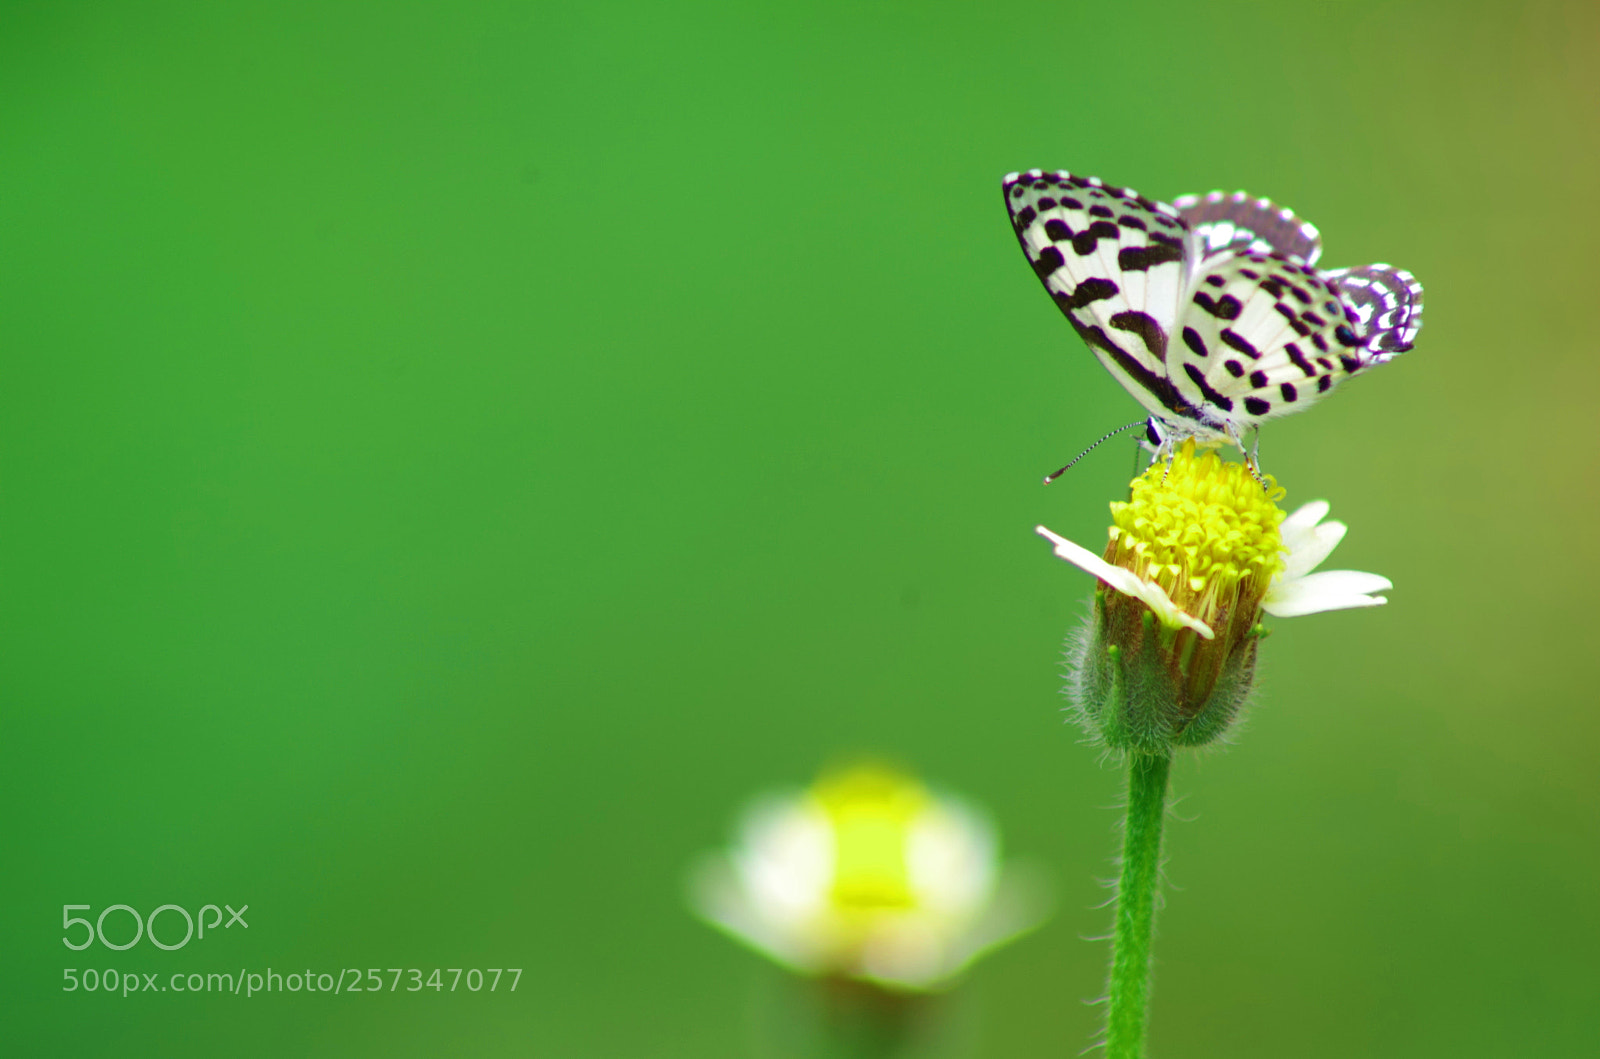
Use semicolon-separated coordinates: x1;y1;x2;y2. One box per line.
1105;750;1172;1059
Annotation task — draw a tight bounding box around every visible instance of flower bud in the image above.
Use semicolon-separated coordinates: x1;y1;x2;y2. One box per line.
1052;441;1286;751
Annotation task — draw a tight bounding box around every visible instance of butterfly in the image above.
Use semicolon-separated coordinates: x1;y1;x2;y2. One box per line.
1002;169;1422;456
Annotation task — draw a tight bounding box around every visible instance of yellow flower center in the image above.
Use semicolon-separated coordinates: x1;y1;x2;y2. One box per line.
1106;440;1286;625
811;764;927;912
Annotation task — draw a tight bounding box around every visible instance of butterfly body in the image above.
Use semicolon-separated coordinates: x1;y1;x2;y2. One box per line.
1003;170;1422;449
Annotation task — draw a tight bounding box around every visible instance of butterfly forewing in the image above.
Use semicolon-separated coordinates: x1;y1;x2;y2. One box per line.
1173;191;1323;266
1004;170;1196;422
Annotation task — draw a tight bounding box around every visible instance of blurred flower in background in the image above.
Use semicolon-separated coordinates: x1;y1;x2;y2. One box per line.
689;762;1048;993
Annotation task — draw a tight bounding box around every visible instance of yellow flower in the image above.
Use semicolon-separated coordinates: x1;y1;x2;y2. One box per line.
1036;441;1391;750
688;763;1047;991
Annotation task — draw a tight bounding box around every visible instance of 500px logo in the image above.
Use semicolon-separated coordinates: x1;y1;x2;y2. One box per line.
62;904;248;951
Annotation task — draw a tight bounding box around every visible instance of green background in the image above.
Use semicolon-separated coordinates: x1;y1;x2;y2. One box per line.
4;1;1597;1055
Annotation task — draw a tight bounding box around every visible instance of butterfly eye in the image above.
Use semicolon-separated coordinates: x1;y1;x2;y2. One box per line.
1145;418;1166;447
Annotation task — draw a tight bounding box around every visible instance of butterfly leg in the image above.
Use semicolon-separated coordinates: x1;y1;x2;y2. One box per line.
1225;424;1268;489
1143;418;1174;482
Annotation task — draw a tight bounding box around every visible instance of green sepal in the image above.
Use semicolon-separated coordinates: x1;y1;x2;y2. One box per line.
1064;590;1260;752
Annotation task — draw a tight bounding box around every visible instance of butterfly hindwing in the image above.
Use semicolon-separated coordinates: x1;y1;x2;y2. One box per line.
1003;170;1195;422
1324;264;1423;362
1172;252;1362;427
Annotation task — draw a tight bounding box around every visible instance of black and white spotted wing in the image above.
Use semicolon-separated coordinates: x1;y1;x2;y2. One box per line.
1172;251;1362;423
1323;264;1423;359
1003;168;1423;441
1003;169;1197;426
1173;190;1322;267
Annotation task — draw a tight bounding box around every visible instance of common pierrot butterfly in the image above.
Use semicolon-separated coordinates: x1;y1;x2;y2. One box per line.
1003;169;1422;460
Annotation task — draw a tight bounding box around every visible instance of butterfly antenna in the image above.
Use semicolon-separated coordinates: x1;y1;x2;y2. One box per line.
1043;420;1146;485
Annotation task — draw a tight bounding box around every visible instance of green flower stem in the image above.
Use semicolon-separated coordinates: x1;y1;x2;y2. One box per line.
810;978;916;1059
1105;750;1172;1059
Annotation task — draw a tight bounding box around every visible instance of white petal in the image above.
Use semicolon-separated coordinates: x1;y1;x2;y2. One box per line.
861;921;947;987
906;799;996;916
1035;525;1213;639
863;865;1053;989
1278;499;1331;540
735;799;832;921
937;864;1053;982
1280;519;1346;582
1262;569;1393;617
1034;525;1136;591
1288;569;1393;596
687;853;823;972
